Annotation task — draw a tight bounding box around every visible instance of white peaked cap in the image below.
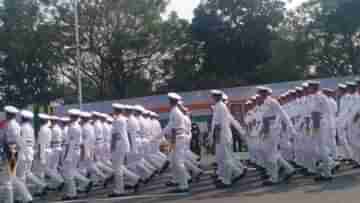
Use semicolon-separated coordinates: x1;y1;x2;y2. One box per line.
338;84;346;89
123;105;132;110
256;86;272;93
144;110;152;115
20;110;34;119
49;115;60;120
91;111;103;117
167;92;182;101
79;111;92;118
4;106;19;114
68;109;81;116
126;105;135;110
210;89;223;96
112;103;125;109
100;113;108;118
60;117;70;122
302;82;309;87
139;106;147;113
132;105;143;112
38;113;51;120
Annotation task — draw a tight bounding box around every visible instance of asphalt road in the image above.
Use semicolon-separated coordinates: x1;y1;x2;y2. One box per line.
35;163;360;203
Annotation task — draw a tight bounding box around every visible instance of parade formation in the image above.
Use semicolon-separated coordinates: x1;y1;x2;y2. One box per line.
1;79;360;203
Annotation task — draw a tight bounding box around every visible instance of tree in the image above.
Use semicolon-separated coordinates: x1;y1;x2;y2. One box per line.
51;0;191;101
0;0;61;108
293;0;360;77
191;0;286;87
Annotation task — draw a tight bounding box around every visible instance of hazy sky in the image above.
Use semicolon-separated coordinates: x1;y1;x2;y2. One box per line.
167;0;308;20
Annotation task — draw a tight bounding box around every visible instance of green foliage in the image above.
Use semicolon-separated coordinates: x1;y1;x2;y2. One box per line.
191;0;286;87
1;0;360;106
0;0;60;108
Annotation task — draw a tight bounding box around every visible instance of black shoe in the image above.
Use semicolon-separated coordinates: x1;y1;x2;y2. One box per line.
133;180;142;193
168;188;190;193
160;161;170;173
125;184;133;190
57;182;65;192
85;181;93;193
211;174;218;179
108;193;127;198
282;171;296;182
261;174;270;180
149;172;156;180
301;169;317;177
34;188;47;197
104;175;114;188
46;187;57;191
232;168;247;184
194;171;203;182
166;181;178;187
213;178;222;184
61;196;78;201
215;182;231;189
143;178;150;184
353;164;360;169
314;176;333;182
332;165;341;174
262;180;278;186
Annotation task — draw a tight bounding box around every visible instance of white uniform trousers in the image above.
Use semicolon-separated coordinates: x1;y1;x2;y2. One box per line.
111;151;126;194
16;157;46;192
171;137;189;189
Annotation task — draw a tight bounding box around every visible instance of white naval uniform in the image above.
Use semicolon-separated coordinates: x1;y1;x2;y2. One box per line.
127;115;154;181
211;100;246;185
0;141;13;203
163;106;189;189
111;114;131;194
82;121;106;183
183;115;202;177
153;119;167;161
257;97;296;183
47;123;65;189
137;116;157;173
36;122;65;192
346;93;360;163
337;94;353;160
309;92;336;177
298;95;317;172
143;117;163;170
103;122;113;165
5;119;33;202
62;121;90;198
326;96;338;159
17;121;46;192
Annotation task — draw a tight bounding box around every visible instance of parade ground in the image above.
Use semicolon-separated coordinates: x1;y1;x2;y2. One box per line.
34;156;360;203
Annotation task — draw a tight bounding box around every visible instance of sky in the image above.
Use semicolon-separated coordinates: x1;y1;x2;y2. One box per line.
166;0;308;21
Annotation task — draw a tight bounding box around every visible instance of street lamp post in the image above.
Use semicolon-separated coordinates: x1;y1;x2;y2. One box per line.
74;0;82;109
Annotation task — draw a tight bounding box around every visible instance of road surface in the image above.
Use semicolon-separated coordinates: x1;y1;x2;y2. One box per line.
34;163;360;203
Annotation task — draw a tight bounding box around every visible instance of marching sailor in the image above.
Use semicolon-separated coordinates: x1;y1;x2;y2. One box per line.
255;87;296;185
18;110;47;196
209;90;247;188
162;93;189;193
